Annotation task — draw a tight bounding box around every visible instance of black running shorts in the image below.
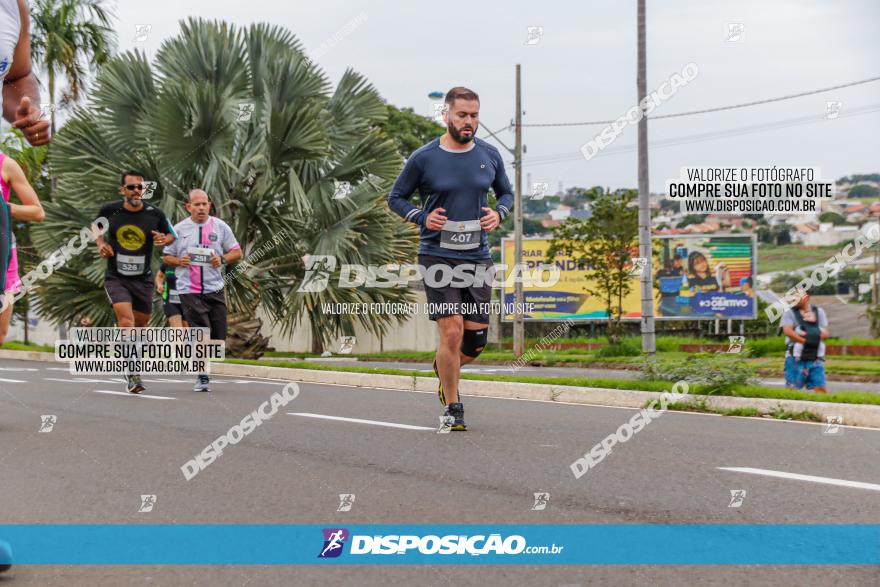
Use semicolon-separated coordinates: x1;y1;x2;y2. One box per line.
418;254;493;324
179;291;228;340
104;276;154;314
163;301;183;318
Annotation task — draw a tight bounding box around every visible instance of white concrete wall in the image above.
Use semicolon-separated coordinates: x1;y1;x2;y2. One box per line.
259;290;439;353
801;227;859;246
5;310;64;347
9;290;443;354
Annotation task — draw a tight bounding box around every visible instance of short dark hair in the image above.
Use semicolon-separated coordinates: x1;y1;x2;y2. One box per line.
445;86;479;108
120;170;145;185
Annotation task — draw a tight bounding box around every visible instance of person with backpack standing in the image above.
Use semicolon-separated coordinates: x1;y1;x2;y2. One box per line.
781;289;829;393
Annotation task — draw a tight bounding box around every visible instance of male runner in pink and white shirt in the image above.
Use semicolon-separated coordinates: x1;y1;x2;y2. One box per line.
163;189;241;392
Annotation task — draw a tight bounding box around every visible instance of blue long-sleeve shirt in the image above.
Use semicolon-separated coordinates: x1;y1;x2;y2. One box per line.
387;137;514;260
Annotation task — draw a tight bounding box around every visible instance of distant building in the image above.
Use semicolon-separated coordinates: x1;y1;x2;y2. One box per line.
548;205;572;221
847;212;869;224
844;202;868;214
797;223;860;246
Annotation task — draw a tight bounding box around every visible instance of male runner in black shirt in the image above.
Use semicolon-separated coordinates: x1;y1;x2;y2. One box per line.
92;170;175;393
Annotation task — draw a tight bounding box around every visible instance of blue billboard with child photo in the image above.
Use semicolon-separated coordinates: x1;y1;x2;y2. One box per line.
654;235;756;319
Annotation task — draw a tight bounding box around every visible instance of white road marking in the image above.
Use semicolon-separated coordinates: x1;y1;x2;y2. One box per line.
288;412;433;431
718;467;880;492
6;359;880;432
0;378;26;383
45;377;114;383
93;389;176;400
0;367;37;371
46;367;70;371
211;377;283;385
46;376;246;386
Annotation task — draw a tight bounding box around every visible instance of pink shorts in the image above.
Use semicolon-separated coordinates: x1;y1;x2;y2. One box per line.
5;246;21;294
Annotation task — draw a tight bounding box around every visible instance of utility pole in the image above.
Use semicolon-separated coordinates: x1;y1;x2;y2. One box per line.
514;64;525;357
868;234;880;306
476;72;523;354
637;0;656;355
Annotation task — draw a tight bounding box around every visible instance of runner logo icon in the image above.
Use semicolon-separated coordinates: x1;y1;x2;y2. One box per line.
318;528;349;558
299;255;337;292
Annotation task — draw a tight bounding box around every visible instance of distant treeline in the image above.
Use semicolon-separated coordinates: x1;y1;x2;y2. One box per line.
838;173;880;184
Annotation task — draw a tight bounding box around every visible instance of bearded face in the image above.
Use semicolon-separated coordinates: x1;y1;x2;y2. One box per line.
445;99;479;144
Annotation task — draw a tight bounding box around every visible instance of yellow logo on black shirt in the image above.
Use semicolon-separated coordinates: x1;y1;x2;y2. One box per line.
116;225;146;251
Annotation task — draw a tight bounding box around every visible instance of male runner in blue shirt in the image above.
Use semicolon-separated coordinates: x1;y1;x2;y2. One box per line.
388;86;514;431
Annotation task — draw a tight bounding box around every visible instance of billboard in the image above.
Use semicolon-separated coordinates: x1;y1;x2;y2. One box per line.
500;234;756;321
653;234;756;319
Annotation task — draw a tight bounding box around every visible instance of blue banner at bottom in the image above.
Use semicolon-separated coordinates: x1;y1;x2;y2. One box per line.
0;524;878;565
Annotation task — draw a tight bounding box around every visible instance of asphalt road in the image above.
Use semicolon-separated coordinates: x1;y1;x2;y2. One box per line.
1;358;879;585
302;358;880;394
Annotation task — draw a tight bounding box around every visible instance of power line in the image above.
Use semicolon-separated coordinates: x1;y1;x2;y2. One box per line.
521;75;880;128
507;101;880;168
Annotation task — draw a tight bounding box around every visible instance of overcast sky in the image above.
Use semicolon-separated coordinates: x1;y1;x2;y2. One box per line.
105;0;880;191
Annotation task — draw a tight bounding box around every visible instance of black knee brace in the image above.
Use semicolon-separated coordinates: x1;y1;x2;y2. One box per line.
461;328;488;358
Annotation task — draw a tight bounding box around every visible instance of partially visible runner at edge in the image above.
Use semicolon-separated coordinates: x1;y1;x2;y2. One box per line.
1;0;51;573
0;150;44;343
156;262;188;328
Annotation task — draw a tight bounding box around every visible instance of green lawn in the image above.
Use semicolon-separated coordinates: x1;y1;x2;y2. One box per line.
0;341;54;353
757;243;847;273
224;358;880;406
262;346;880;378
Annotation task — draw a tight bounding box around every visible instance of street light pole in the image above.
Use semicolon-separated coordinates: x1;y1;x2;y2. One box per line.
637;0;656;355
514;64;525;358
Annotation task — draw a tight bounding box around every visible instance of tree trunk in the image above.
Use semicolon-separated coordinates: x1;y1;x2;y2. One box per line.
606;296;619;345
225;310;271;359
310;316;323;354
48;70;57;198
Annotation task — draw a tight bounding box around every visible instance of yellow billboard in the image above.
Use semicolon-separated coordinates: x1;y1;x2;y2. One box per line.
500;238;641;321
501;235;756;321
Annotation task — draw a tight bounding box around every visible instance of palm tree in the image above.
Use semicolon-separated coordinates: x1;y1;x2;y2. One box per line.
35;19;418;355
29;0;116;136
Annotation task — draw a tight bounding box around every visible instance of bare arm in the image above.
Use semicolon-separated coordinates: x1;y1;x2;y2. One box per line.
2;155;44;222
92;216;114;258
2;0;49;145
782;325;806;344
224;248;243;264
819;309;829;340
163;254;190;268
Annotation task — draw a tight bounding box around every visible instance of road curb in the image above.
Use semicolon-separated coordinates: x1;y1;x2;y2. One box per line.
211;362;880;429
3;349;879;428
0;350;56;362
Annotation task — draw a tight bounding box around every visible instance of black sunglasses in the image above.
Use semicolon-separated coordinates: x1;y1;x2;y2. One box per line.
124;183;144;191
